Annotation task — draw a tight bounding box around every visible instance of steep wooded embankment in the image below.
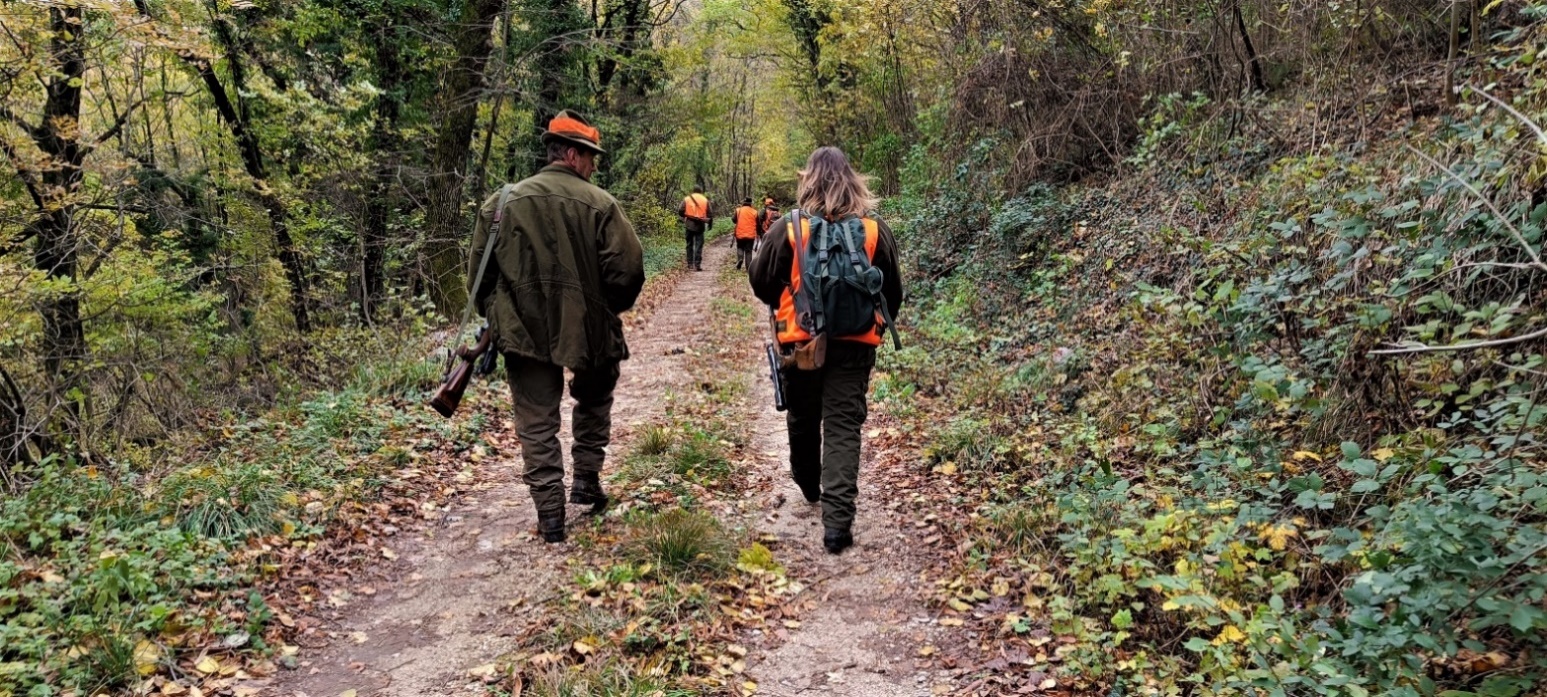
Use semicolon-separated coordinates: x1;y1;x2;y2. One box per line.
874;26;1547;697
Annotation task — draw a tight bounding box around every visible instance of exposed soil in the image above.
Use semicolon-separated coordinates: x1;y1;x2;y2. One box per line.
270;237;957;696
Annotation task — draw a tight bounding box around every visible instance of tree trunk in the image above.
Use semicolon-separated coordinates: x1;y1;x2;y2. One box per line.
36;6;89;414
1446;0;1462;105
362;19;404;322
1231;0;1265;93
424;0;504;318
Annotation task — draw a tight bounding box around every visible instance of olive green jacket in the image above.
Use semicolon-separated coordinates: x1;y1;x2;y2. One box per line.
467;164;645;370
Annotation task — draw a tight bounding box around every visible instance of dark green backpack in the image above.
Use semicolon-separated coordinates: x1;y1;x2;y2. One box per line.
790;210;901;348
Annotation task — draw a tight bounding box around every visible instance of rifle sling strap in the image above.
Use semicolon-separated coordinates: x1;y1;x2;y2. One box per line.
456;183;516;347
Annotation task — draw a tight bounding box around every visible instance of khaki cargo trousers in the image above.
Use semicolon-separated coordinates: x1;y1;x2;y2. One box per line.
503;354;620;515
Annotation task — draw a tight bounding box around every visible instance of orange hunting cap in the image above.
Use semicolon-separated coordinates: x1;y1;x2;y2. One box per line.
541;109;604;154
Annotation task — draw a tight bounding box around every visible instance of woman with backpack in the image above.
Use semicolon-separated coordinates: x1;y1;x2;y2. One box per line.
749;147;904;554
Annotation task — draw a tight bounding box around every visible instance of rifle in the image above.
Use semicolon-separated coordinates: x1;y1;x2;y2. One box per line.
766;326;787;412
429;327;493;418
427;183;515;418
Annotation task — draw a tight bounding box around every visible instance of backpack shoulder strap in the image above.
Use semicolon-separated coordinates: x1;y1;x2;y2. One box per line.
835;216;902;350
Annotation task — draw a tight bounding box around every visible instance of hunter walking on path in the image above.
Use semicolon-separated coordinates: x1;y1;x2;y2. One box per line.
758;197;781;243
680;186;713;271
733;197;760;270
750;147;903;555
467;110;645;544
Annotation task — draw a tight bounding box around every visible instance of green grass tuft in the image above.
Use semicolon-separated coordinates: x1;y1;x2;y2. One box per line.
624;508;732;578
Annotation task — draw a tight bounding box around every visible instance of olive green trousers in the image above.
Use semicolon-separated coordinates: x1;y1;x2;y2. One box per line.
504;355;620;515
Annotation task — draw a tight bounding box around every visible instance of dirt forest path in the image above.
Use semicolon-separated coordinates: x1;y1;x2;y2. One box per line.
271;236;955;697
270;239;728;697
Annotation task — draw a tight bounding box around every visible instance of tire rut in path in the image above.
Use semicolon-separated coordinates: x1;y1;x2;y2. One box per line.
271;241;734;697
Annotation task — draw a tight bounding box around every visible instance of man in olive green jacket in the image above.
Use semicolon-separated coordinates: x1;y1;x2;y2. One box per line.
467;110;645;543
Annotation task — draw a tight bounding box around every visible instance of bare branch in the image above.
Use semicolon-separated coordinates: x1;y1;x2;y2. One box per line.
0;133;43;210
1370;325;1547;355
0;103;44;145
1469;83;1547;147
88;94;155;151
1405;144;1547;273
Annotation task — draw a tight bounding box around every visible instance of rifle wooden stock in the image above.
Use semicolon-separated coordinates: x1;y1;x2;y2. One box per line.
428;329;493;418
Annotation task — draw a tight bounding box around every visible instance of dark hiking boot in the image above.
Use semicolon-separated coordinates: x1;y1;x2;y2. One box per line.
538;513;566;544
795;480;821;505
823;527;853;555
569;473;609;515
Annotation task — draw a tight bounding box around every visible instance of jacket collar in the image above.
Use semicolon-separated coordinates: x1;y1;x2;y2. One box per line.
541;163;587;181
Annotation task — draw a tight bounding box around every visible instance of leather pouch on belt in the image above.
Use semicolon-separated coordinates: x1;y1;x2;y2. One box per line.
789;333;827;371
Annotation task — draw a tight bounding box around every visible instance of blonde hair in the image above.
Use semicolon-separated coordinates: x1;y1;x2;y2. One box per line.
795;147;877;219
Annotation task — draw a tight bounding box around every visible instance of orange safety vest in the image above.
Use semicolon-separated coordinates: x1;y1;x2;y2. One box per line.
733;206;759;240
775;216;884;347
683;194;709;221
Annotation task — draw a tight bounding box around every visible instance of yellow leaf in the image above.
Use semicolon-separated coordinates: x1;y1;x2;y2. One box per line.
1161;599;1180;611
40;571;64;584
1212;625;1247;645
933;461;958;475
133;640;161;676
1372;447;1395;462
742;681;758;694
939;617;964;627
1292;450;1322;463
917;645;937;657
341;691;357;697
381;548;398;560
991;579;1010;597
160;682;188;696
194;656;220;675
946;598;972;612
572;639;595;655
468;663;497;678
1022;593;1044;610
